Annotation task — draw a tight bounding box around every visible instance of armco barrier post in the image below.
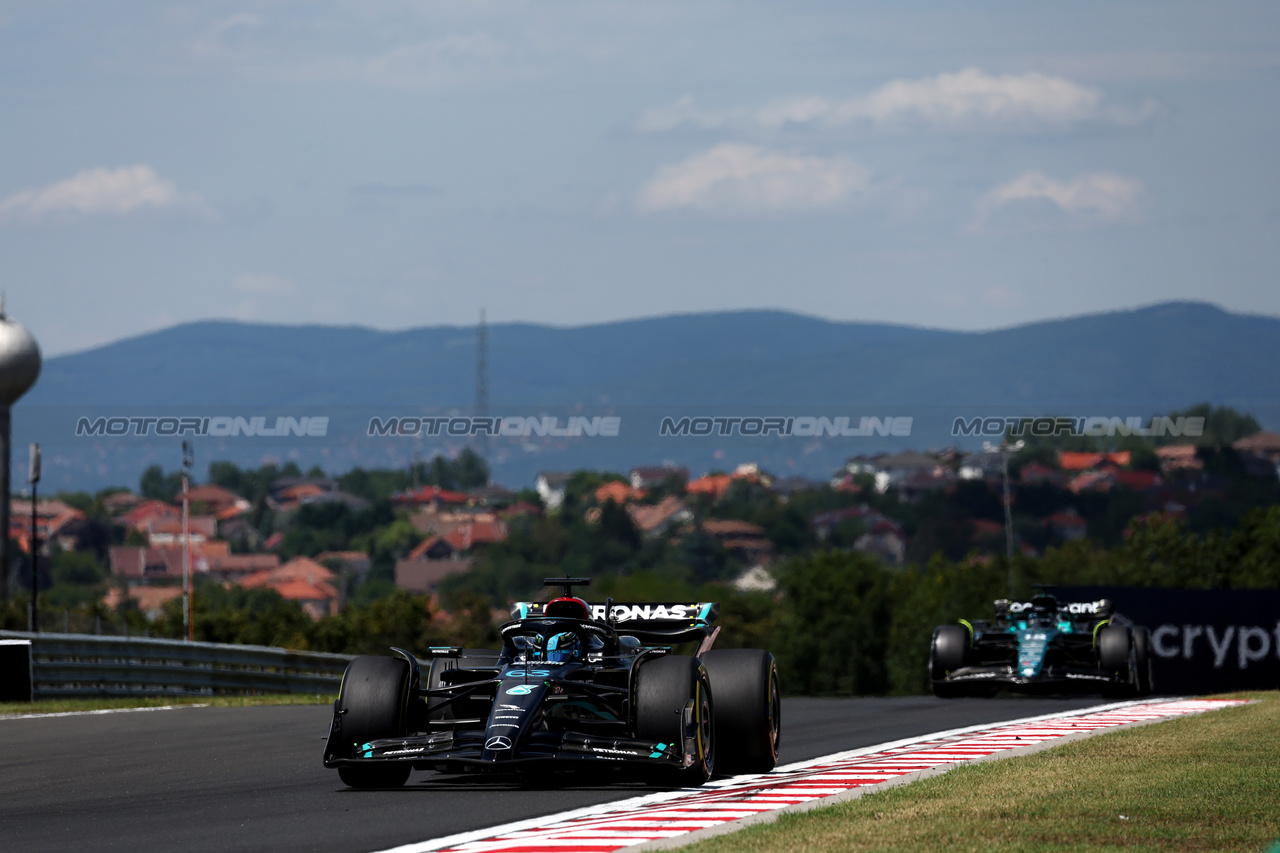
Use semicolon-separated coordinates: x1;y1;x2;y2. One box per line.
0;639;33;702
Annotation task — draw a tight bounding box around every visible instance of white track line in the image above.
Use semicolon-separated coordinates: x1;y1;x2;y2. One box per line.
0;704;208;721
368;698;1249;853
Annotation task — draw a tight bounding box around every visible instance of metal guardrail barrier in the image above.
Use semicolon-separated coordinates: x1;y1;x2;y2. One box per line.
0;631;353;700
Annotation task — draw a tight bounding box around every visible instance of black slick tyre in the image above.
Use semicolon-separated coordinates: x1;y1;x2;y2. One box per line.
336;656;412;789
1096;624;1132;672
425;650;499;722
930;624;970;697
1097;624;1137;697
636;655;714;786
700;649;781;774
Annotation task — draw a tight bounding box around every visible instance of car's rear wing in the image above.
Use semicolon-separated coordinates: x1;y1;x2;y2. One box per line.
510;601;719;626
996;598;1114;618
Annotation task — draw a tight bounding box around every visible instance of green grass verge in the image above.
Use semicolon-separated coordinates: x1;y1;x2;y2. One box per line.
0;694;336;715
683;692;1280;853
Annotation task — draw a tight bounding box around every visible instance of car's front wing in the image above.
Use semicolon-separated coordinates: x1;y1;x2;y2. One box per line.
323;728;693;773
937;664;1127;692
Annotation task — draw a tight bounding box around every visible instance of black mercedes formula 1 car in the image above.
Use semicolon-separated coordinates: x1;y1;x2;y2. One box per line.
929;592;1154;698
323;577;781;788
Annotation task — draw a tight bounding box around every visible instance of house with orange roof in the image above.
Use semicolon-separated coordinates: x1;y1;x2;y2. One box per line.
686;474;733;499
594;480;646;504
119;500;181;532
1156;444;1203;474
626;496;693;537
316;551;372;576
396;485;469;507
1068;470;1116;494
10;499;86;555
1233;430;1280;460
204;552;281;581
107;540;229;581
238;556;339;619
1046;509;1088;541
144;516;218;547
702;518;774;565
1057;451;1131;471
186;484;251;518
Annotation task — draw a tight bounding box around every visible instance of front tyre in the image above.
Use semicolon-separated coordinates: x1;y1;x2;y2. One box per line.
930;624;970;697
636;656;714;786
701;649;781;774
1097;625;1137;698
336;656;412;789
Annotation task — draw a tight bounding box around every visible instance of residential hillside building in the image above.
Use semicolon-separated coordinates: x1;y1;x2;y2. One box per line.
629;465;688;490
239;556;340;619
9;499;85;555
186;484;252;519
627;496;693;537
535;472;572;510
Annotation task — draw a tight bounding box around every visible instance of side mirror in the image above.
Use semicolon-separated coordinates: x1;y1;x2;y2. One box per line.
994;599;1010;617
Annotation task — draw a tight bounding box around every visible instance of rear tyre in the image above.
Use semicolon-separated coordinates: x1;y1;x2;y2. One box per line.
1097;624;1137;697
930;624;970;697
425;650;500;721
1132;626;1154;696
636;656;714;786
701;649;781;774
1096;624;1132;671
336;656;412;789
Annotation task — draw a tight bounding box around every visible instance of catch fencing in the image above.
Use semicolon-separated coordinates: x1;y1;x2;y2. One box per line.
0;631;352;701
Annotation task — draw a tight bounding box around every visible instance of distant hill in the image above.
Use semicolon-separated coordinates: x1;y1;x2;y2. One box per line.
17;301;1280;490
28;301;1280;408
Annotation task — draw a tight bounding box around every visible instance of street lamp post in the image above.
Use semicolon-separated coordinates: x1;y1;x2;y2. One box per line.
28;443;40;632
181;441;194;642
985;439;1024;598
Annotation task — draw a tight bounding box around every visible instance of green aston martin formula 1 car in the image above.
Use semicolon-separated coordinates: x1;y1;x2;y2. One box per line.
930;592;1154;697
323;577;781;788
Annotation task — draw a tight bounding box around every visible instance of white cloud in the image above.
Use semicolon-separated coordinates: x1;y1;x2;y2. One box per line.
635;95;734;132
976;171;1146;225
0;165;210;223
639;69;1155;133
637;143;872;214
831;68;1103;127
231;272;296;295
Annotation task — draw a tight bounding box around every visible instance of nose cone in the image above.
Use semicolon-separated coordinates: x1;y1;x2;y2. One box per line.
0;316;42;405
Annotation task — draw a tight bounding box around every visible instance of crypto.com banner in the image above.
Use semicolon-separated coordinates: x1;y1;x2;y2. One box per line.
1060;586;1280;694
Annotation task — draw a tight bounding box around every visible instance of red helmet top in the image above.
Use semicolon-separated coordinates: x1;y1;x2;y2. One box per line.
545;596;589;619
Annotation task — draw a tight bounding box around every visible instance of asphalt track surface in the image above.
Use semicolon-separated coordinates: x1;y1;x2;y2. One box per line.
1;696;1106;853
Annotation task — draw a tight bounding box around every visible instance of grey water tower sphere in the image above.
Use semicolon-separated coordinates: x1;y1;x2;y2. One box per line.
0;308;42;601
0;314;42;404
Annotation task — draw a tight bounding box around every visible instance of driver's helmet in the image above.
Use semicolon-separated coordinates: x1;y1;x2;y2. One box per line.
1030;594;1059;622
544;631;582;663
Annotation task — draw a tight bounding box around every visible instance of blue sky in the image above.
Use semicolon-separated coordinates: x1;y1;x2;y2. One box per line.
3;1;1279;356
